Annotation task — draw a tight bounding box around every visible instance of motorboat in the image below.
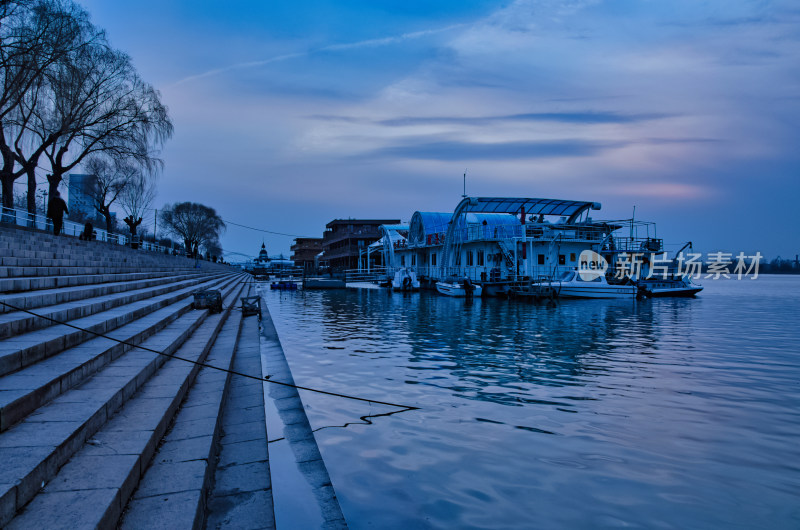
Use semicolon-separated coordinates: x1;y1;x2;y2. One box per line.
392;268;420;291
637;276;703;297
544;270;636;299
270;280;298;290
436;278;482;297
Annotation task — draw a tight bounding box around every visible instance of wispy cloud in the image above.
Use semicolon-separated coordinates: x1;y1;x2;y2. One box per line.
169;24;465;88
361;138;627;161
376;112;675;127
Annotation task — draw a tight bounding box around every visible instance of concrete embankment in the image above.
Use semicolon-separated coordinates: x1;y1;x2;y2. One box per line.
0;226;276;528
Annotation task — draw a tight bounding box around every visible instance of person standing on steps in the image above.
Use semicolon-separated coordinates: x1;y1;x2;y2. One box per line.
46;191;69;235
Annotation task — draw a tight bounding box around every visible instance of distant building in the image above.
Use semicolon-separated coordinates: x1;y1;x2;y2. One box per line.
255;243;270;266
322;219;400;270
67;173;99;222
291;237;324;271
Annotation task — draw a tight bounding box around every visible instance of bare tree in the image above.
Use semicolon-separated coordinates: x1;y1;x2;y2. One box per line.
118;168;156;239
160;202;225;258
42;36;173;200
83;154;133;232
0;0;91;209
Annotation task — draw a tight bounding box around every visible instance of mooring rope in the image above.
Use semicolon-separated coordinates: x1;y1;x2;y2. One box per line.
0;282;419;412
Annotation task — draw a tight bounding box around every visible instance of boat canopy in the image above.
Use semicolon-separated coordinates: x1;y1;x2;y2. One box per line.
379;224;410;268
453;197;601;223
408;212;452;246
441;196;601;268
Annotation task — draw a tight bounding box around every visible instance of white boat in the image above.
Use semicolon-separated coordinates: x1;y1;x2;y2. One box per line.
392;268;420;291
637;276;703;297
545;270;636;299
436;278;482;297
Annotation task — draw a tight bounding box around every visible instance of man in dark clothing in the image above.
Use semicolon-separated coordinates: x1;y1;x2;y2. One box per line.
46;191;69;235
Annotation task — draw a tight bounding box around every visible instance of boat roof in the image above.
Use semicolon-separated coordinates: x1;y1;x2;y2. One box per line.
454;197;601;223
409;212;452;244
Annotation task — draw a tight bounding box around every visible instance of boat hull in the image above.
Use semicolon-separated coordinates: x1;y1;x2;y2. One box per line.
642;287;703;297
436;282;483;297
557;286;637;299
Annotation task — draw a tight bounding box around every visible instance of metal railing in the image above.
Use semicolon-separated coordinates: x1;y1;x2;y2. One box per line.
343;267;389;283
0;205;172;253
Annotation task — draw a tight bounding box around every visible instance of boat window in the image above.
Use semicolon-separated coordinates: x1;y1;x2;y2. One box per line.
411;254;416;266
401;256;405;266
538;254;545;265
570;253;576;262
558;271;575;281
432;253;437;266
576;274;602;282
559;254;566;265
477;250;484;266
466;251;474;266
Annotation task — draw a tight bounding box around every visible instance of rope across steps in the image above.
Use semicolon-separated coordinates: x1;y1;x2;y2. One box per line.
0;271;212;315
0;271;228;339
0;275;249;528
121;284;254;529
0;273;232;376
0;275;244;433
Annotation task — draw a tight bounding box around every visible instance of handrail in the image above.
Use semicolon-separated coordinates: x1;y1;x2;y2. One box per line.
0;205;173;253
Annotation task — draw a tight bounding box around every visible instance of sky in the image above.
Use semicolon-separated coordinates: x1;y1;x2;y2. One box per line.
73;0;799;260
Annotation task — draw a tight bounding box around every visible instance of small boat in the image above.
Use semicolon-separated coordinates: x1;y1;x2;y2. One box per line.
270;280;298;290
544;270;636;299
436;278;482;297
637;276;703;297
392;268;420;291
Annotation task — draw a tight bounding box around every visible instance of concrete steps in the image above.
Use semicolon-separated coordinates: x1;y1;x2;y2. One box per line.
0;270;199;295
0;273;232;377
0;277;247;528
0;275;242;432
120;285;255;529
0;272;227;339
0;271;208;314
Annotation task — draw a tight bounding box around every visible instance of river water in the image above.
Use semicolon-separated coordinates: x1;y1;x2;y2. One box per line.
263;276;800;529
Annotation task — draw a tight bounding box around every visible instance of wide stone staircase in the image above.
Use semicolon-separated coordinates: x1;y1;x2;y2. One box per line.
0;226;274;529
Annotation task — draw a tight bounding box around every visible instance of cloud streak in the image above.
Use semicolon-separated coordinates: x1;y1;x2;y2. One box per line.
169;23;466;88
362;138;627;161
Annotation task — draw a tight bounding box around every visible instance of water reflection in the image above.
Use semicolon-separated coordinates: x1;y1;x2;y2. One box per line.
309;289;669;409
265;278;800;530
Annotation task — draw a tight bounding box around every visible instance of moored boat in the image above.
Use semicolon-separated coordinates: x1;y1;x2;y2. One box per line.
392;268;421;291
544;270;636;299
436;278;482;297
637;276;703;297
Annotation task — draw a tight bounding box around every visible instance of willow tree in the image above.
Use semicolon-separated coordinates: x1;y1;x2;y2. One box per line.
0;0;89;209
42;37;172;199
118;168;156;239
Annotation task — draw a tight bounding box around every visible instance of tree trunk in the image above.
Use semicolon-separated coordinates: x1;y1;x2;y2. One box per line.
26;165;37;214
0;175;12;210
0;148;16;210
104;210;113;233
47;169;64;199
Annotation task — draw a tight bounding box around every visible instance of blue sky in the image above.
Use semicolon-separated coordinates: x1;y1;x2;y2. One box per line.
76;0;800;259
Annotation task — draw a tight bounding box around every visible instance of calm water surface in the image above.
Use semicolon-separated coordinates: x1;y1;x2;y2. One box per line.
263;276;800;529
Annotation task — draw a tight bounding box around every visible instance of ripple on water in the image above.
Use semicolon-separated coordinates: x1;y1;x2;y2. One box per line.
263;277;800;529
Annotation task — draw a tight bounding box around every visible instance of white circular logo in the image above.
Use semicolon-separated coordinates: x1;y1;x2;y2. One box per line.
578;250;608;281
